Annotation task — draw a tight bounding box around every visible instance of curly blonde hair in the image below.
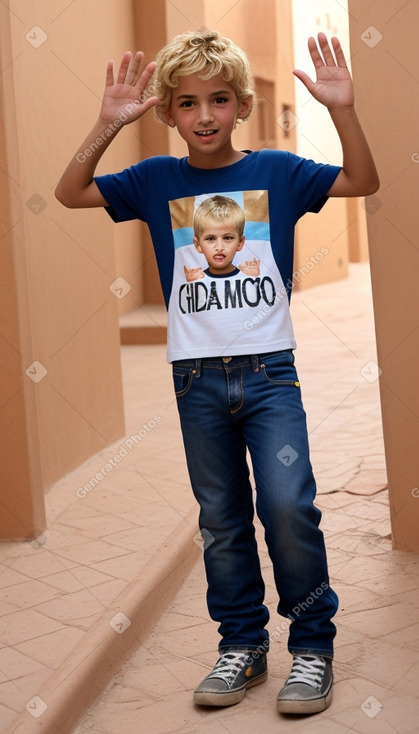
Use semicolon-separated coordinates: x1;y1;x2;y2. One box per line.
154;29;254;124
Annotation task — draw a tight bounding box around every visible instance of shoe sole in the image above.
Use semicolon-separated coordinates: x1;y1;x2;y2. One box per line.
277;687;333;715
194;671;268;707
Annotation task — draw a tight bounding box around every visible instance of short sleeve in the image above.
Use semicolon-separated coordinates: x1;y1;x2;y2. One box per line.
287;153;341;220
94;163;148;223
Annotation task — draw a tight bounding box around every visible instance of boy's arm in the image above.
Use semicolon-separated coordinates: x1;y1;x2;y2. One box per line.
55;51;158;208
293;33;379;197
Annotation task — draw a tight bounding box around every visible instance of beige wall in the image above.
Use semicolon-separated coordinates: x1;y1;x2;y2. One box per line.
0;1;128;538
349;0;419;551
0;9;46;537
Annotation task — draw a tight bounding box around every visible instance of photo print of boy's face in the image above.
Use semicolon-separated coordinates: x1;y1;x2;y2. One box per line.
191;195;246;277
169;190;270;283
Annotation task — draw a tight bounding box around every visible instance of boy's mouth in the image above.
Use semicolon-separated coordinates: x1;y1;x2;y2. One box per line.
195;129;218;137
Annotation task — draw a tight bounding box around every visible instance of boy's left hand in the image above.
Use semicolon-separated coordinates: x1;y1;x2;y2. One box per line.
293;33;354;110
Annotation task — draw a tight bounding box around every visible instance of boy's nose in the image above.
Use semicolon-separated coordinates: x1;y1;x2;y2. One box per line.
197;103;214;123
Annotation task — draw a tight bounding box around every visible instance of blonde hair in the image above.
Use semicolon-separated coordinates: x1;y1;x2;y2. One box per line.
154;29;254;124
193;195;245;239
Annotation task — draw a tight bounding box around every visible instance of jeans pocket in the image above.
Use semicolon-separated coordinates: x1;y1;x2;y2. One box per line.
260;356;300;387
172;366;194;397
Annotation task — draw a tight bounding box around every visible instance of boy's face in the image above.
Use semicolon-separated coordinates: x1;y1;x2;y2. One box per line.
194;222;245;275
164;73;252;168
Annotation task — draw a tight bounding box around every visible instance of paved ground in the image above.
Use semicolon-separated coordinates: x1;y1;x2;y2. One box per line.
2;264;419;733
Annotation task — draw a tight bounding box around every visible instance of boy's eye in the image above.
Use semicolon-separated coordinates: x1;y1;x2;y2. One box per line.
179;100;194;108
214;97;228;104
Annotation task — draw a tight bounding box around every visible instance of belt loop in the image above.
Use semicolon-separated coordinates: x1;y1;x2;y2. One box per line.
251;355;260;372
193;359;202;378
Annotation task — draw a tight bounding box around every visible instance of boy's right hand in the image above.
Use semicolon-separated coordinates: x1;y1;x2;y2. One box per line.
99;51;159;125
55;51;159;209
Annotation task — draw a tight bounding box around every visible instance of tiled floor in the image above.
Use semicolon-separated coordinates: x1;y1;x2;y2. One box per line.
73;515;419;734
1;264;419;733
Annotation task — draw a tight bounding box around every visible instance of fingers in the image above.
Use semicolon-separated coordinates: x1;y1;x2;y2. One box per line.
316;33;336;66
307;35;325;69
115;51;135;84
105;60;115;87
124;51;143;85
114;50;156;88
134;60;158;95
308;33;347;69
330;36;348;67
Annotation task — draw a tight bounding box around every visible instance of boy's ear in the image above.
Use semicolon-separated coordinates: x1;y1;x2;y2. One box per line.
238;96;253;121
163;109;176;128
237;235;246;252
193;236;202;253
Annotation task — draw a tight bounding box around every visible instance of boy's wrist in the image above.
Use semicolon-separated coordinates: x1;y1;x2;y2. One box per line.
327;103;356;118
95;115;124;137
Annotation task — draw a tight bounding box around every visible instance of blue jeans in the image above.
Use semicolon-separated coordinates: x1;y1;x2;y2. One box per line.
172;350;338;659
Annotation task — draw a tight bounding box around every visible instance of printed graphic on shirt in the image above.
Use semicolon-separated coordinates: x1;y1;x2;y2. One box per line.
166;190;296;360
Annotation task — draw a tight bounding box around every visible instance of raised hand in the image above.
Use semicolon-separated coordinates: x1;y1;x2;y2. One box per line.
99;51;159;125
292;33;354;110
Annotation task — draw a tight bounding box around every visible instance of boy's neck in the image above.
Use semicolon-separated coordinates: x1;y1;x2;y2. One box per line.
187;145;247;170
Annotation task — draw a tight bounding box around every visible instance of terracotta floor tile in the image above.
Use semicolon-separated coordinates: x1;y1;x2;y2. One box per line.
55;514;137;540
86;578;128;607
33;588;111;627
40;568;101;594
0;646;45;682
1;579;63;610
329;682;417;733
389;658;419;699
6;549;79;579
384;621;419;649
0;668;52;712
356;573;417;599
332;554;396;583
338;602;418;639
336;585;393;617
374;693;419;733
0;608;65;646
156;611;210;634
0;702;19;729
0;600;21;616
14;626;85;668
99;526;169;552
88;550;153;581
53;540;133;565
0;565;32;589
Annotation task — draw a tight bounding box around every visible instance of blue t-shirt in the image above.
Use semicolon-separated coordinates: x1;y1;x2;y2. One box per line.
95;150;340;361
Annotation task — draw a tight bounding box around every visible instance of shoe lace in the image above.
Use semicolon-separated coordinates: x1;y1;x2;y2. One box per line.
287;655;326;692
206;651;252;686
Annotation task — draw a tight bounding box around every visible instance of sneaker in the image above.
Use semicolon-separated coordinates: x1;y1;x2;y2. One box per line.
277;655;333;714
194;649;267;707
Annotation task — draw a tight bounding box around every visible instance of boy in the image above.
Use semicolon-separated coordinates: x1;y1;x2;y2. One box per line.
56;30;379;715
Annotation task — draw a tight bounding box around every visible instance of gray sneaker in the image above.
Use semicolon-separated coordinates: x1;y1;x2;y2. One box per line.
194;649;267;707
277;655;333;714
